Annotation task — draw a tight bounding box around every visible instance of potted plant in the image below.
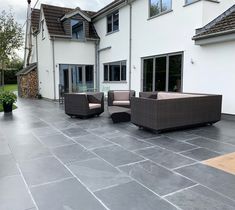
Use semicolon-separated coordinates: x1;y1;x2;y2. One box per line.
0;91;17;113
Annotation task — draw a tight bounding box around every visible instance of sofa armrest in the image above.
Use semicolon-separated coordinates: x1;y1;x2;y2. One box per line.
65;94;89;114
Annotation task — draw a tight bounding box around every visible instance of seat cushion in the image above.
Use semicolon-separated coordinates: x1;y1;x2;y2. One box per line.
89;103;101;109
114;91;130;101
113;101;130;106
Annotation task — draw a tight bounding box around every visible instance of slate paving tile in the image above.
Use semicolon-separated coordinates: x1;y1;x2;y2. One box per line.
119;160;195;196
7;133;41;146
68;158;131;192
61;126;89;137
89;126;120;136
165;184;235;210
73;134;113;150
32;126;59;137
19;156;72;186
31;178;106;210
95;181;177;210
146;136;197;152
180;148;221;161
0;154;19;178
136;147;195;169
93;145;144;167
39;133;75;148
176;163;235;200
53;144;95;164
187;137;235;154
163;131;199;141
0;142;11;155
108;135;153;151
0;175;35;210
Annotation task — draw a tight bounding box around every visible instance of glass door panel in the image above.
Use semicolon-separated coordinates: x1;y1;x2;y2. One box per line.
85;65;94;91
143;59;154;91
168;55;182;92
155;57;167;91
71;65;83;92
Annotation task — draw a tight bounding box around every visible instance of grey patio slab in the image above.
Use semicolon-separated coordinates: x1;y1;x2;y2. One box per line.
0;175;35;210
51;120;73;130
136;147;196;169
89;126;120;136
0;154;19;178
7;133;41;147
119;160;195;196
0;142;11;155
19;156;73;186
187;137;235;154
95;181;177;210
165;185;235;210
175;163;235;201
163;131;199;141
31;178;106;210
52;144;95;164
93;145;144;167
103;131;127;140
10;142;51;161
61;126;89;137
180;148;221;161
108;135;153;151
73;134;113;150
38;133;75;148
68;158;131;192
32;126;59;137
145;136;198;153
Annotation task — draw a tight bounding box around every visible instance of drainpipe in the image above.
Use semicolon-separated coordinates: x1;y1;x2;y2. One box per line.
36;35;40;94
52;37;56;100
95;40;100;91
128;0;132;90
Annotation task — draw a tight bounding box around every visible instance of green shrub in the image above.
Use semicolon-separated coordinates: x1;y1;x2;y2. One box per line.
0;91;17;105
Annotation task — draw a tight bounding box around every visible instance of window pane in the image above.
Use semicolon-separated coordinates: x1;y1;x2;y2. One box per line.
85;66;94;90
155;57;167;91
113;11;119;31
104;65;109;81
143;59;153;91
109;63;120;81
168;55;182;92
150;0;161;17
71;20;84;39
162;0;171;12
121;62;126;81
107;15;112;33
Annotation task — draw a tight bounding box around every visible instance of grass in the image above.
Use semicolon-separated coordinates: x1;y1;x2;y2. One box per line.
0;84;18;92
0;104;17;112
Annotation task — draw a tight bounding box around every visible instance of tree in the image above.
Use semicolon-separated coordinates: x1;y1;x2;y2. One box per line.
0;10;23;88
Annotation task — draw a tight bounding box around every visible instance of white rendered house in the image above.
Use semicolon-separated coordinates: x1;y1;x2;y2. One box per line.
25;0;235;114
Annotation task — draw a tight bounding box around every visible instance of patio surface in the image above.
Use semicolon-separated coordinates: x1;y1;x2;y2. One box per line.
1;98;235;210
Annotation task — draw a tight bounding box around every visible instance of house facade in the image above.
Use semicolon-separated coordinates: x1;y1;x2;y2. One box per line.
26;0;235;114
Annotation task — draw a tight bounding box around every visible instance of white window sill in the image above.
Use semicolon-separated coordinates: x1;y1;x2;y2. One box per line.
106;30;119;36
103;81;127;84
184;0;219;7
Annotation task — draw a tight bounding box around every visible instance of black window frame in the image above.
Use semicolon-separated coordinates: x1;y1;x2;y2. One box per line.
107;10;119;34
149;0;172;18
103;60;127;82
71;19;85;40
41;19;45;40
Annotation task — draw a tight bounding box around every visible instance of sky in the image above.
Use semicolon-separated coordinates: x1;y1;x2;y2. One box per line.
0;0;113;59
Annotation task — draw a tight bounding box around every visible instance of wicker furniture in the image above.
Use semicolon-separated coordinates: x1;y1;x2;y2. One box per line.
131;92;222;132
108;90;135;108
108;106;131;123
65;92;104;118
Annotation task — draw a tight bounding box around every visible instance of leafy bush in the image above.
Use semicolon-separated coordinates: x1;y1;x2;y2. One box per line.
0;91;17;105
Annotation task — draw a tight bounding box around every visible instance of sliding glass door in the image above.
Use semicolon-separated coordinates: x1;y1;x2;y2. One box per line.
59;64;94;93
143;53;182;92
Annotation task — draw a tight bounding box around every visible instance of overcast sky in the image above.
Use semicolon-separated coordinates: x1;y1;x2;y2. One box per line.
0;0;113;59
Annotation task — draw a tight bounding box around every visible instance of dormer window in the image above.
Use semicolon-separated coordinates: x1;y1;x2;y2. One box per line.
107;11;119;34
149;0;172;18
71;19;84;40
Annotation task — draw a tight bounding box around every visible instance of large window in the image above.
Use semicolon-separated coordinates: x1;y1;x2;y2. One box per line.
71;19;84;40
185;0;197;4
107;11;119;33
143;53;182;92
104;61;126;82
149;0;172;17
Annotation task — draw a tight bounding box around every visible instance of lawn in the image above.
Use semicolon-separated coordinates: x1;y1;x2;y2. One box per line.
0;84;18;92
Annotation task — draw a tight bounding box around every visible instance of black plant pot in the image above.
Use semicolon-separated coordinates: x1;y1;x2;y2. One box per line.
3;103;13;113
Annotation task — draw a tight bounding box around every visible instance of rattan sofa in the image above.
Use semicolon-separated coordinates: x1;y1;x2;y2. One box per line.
65;92;104;118
131;92;222;132
108;90;136;108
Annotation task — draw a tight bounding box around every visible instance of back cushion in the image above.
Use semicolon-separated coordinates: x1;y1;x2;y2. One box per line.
114;91;130;101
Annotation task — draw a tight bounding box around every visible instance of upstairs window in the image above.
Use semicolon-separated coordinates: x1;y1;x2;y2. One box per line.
71;19;84;40
41;19;45;39
185;0;197;4
104;61;126;82
107;11;119;34
149;0;172;17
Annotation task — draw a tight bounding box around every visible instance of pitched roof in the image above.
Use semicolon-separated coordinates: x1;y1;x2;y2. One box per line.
31;9;40;32
193;4;235;40
34;4;99;39
16;63;37;76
